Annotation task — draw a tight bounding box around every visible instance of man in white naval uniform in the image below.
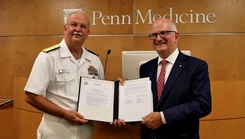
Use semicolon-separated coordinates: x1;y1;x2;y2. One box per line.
24;10;104;139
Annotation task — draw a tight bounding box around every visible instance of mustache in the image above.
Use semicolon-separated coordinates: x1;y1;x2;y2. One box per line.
73;31;83;36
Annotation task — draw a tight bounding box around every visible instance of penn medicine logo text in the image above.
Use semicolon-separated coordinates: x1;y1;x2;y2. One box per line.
92;8;216;25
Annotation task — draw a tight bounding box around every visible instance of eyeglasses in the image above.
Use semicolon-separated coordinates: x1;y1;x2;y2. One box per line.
66;22;89;30
148;30;176;40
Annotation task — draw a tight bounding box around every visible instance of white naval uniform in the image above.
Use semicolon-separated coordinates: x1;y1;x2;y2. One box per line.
24;39;104;139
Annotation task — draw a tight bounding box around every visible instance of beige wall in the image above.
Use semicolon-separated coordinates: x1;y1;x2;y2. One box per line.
0;0;245;138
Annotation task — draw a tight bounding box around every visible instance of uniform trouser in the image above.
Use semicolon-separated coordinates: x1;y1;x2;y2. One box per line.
37;114;94;139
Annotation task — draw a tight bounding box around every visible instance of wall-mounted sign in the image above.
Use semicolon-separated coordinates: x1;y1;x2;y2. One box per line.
92;8;216;25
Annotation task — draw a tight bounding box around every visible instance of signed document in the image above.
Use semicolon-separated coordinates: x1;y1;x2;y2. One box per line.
77;77;153;122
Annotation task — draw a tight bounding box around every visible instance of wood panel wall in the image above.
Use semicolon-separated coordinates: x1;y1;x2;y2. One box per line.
0;0;244;139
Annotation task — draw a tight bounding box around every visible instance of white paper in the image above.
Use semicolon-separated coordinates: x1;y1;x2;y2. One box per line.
78;77;153;122
78;77;115;122
118;78;153;121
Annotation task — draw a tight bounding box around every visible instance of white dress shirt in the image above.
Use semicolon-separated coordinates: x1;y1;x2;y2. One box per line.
157;48;179;124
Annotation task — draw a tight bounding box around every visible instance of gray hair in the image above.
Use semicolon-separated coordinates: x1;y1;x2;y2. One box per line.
63;9;90;25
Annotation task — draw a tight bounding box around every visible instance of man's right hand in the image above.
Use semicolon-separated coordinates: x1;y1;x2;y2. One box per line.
63;110;88;125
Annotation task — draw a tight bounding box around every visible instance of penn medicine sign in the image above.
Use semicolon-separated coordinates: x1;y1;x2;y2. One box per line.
92;8;216;25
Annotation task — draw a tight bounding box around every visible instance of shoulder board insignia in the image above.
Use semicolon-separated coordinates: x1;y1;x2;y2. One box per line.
85;48;99;56
42;45;60;53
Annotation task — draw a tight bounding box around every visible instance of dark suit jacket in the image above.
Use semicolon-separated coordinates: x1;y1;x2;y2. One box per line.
139;50;211;139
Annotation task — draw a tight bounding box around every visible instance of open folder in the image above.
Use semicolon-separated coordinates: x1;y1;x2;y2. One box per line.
77;77;153;122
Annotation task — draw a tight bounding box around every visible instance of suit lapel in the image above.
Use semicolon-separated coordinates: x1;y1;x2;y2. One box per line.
156;52;187;107
149;58;158;107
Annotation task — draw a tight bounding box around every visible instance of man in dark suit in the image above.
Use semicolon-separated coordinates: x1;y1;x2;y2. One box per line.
139;18;212;139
